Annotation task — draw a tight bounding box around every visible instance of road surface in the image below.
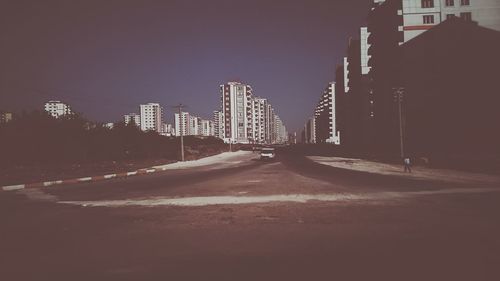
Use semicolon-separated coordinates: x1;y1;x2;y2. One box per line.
1;148;499;281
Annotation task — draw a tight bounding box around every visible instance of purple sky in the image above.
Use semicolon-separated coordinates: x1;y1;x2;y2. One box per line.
0;0;371;133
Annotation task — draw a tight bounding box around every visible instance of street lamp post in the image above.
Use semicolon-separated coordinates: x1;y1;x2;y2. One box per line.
393;87;405;159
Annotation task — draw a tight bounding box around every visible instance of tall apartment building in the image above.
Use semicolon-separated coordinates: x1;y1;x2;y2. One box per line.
174;111;190;136
274;116;288;144
220;82;253;144
343;57;350;93
140;103;162;133
44;101;72;118
265;104;276;144
124;113;141;127
213;110;224;139
304;118;316;144
175;111;214;137
360;27;372;75
314;82;341;145
200;119;214;136
161;123;174;136
252;97;268;144
190;115;200;136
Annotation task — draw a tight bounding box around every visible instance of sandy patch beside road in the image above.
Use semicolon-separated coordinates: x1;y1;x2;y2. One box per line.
154;151;254;170
309;156;500;185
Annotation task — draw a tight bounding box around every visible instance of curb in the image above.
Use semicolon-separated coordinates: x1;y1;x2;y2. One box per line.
1;167;163;192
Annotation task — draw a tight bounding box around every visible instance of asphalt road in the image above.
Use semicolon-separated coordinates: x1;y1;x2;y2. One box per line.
1;148;500;281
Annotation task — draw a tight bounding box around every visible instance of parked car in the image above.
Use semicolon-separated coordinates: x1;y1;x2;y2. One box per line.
260;147;275;160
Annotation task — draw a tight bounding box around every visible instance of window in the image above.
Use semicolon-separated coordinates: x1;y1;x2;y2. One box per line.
446;14;455;20
445;0;454;6
421;0;434;8
460;0;470;5
460;12;472;21
423;15;435;24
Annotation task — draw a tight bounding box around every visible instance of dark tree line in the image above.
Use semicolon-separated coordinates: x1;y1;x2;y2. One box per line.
0;111;225;167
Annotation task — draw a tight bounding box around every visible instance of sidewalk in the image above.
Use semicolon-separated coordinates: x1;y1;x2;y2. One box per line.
2;151;252;192
308;156;500;185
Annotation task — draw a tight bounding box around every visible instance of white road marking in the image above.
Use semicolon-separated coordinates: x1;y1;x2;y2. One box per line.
2;184;25;191
78;177;92;182
59;187;500;208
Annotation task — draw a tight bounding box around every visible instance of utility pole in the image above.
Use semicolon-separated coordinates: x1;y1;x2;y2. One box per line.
393;87;405;158
173;104;186;161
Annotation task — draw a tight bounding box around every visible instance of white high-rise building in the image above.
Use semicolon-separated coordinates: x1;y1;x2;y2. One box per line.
161;123;174;136
213;110;224;139
140;103;162;133
200;119;214;136
252;97;267;144
174;112;190;136
343;57;350;93
360;27;372;75
124;113;141;127
274;116;288;144
220;82;253;144
190;115;200;136
44;101;72;118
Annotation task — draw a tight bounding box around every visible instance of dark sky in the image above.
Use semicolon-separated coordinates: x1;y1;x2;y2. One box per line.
0;0;371;132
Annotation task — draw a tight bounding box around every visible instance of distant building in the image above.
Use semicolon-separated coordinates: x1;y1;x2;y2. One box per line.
218;81;287;144
44;101;72;118
0;112;13;124
304;118;316;144
161;123;174;136
360;27;371;75
220;81;254;144
288;132;297;144
252;97;268;144
314;82;340;145
140;103;162;133
200;119;214;136
274;115;288;144
190;115;200;136
124;113;141;127
103;122;114;129
213;110;224;139
174;112;190;136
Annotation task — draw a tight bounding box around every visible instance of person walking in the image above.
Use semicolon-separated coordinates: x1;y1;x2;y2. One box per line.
403;157;412;173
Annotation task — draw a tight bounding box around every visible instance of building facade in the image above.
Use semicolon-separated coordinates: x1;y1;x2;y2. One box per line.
124;113;141;127
220;82;254;144
200;119;214;136
0;112;13;124
44;101;72;118
314;82;341;145
174;111;190;136
140;103;162;133
252;97;268;144
213;110;224;139
161;123;174;137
